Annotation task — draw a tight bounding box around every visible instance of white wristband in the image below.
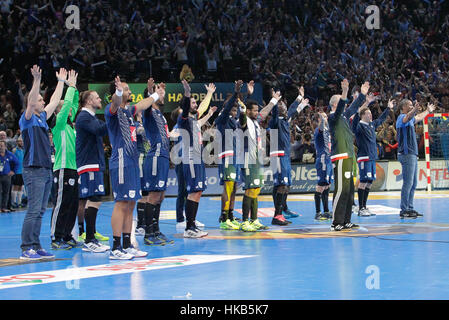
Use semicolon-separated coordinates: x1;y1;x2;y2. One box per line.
115;89;123;97
150;92;160;103
270;98;279;105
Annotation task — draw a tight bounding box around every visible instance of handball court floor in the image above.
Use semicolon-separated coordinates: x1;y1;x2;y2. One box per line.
1;191;449;300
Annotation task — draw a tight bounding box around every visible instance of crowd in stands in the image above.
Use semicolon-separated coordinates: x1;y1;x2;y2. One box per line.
0;0;449;176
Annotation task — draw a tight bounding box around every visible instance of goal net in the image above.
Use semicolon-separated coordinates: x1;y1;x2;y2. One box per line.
423;113;449;191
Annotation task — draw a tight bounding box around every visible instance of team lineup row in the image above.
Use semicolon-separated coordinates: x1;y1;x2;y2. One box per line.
18;65;434;260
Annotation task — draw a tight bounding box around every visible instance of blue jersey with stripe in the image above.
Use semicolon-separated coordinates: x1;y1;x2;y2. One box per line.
268;101;300;157
177;96;202;161
19;111;52;169
105;104;138;169
143;106;170;159
214;93;239;161
13;148;24;174
396;114;418;156
314;127;331;159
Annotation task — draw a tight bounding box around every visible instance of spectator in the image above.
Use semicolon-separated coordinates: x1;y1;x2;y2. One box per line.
297;133;316;164
11;137;24;208
0;140;18;212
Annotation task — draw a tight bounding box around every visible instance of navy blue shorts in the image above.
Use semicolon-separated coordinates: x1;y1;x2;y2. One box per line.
110;164;142;201
358;160;376;182
78;171;105;199
183;162;207;193
143;155;169;192
316;154;333;186
272;155;291;186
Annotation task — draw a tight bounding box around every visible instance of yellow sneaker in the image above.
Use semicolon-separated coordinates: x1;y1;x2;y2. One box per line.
94;232;109;241
251;219;269;230
77;232;86;242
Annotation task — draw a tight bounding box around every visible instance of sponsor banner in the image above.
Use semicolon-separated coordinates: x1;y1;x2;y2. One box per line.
385;160;449;190
0;255;254;290
88;82;263;114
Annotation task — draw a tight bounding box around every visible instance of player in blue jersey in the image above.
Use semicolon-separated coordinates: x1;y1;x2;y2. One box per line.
313;111;333;220
353;96;395;216
214;80;245;230
105;76;164;259
140;77;175;246
269;87;309;226
176;79;211;238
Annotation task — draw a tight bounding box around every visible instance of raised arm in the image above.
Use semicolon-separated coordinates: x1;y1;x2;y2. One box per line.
55;70;78;130
134;82;165;112
259;90;282;120
334;79;350;118
197;83;216;118
215;80;242;124
25;65;42;120
343;81;368;119
415;103;435;123
109;76;123;115
44;68;68;120
373;99;394;129
198;106;218;127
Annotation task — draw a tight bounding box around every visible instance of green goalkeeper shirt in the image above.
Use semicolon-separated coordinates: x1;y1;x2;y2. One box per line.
51;86;79;172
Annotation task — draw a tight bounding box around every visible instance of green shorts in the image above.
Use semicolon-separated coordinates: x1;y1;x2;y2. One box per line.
241;164;263;190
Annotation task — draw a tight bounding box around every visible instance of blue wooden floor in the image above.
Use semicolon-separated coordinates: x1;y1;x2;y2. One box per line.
1;191;449;300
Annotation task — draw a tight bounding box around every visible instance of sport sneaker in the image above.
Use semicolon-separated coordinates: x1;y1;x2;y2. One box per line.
400;211;417;219
82;239;109;253
251;219;269;230
36;248;55;259
358;208;371;217
230;218;241;228
344;222;359;229
135;227;146;236
65;237;83;248
155;231;174;244
123;245;148;258
94;232;109;241
144;234;165;246
271;215;290;226
220;219;240;230
110;247;134;260
20;249;42;260
330;224;345;231
283;209;299;219
183;227;208;238
365;207;376;216
322;212;333;219
240;220;258;232
51;240;72;250
314;212;327;220
78;232;86;242
176;221;186;229
410;210;423;217
195;220;205;228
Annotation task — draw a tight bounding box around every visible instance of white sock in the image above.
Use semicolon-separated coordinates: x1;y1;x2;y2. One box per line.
11;191;17;205
17;191;23;205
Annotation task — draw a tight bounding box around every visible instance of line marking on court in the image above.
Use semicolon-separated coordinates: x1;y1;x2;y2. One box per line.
0;255;255;290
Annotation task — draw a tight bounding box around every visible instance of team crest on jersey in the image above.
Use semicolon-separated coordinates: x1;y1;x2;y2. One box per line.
254;179;260;185
367;172;372;178
82;188;88;195
198;182;203;188
54;177;58;183
158;181;165;188
284;177;288;183
68;179;75;186
98;185;104;192
129;190;136;198
344;172;351;179
230;173;236;179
